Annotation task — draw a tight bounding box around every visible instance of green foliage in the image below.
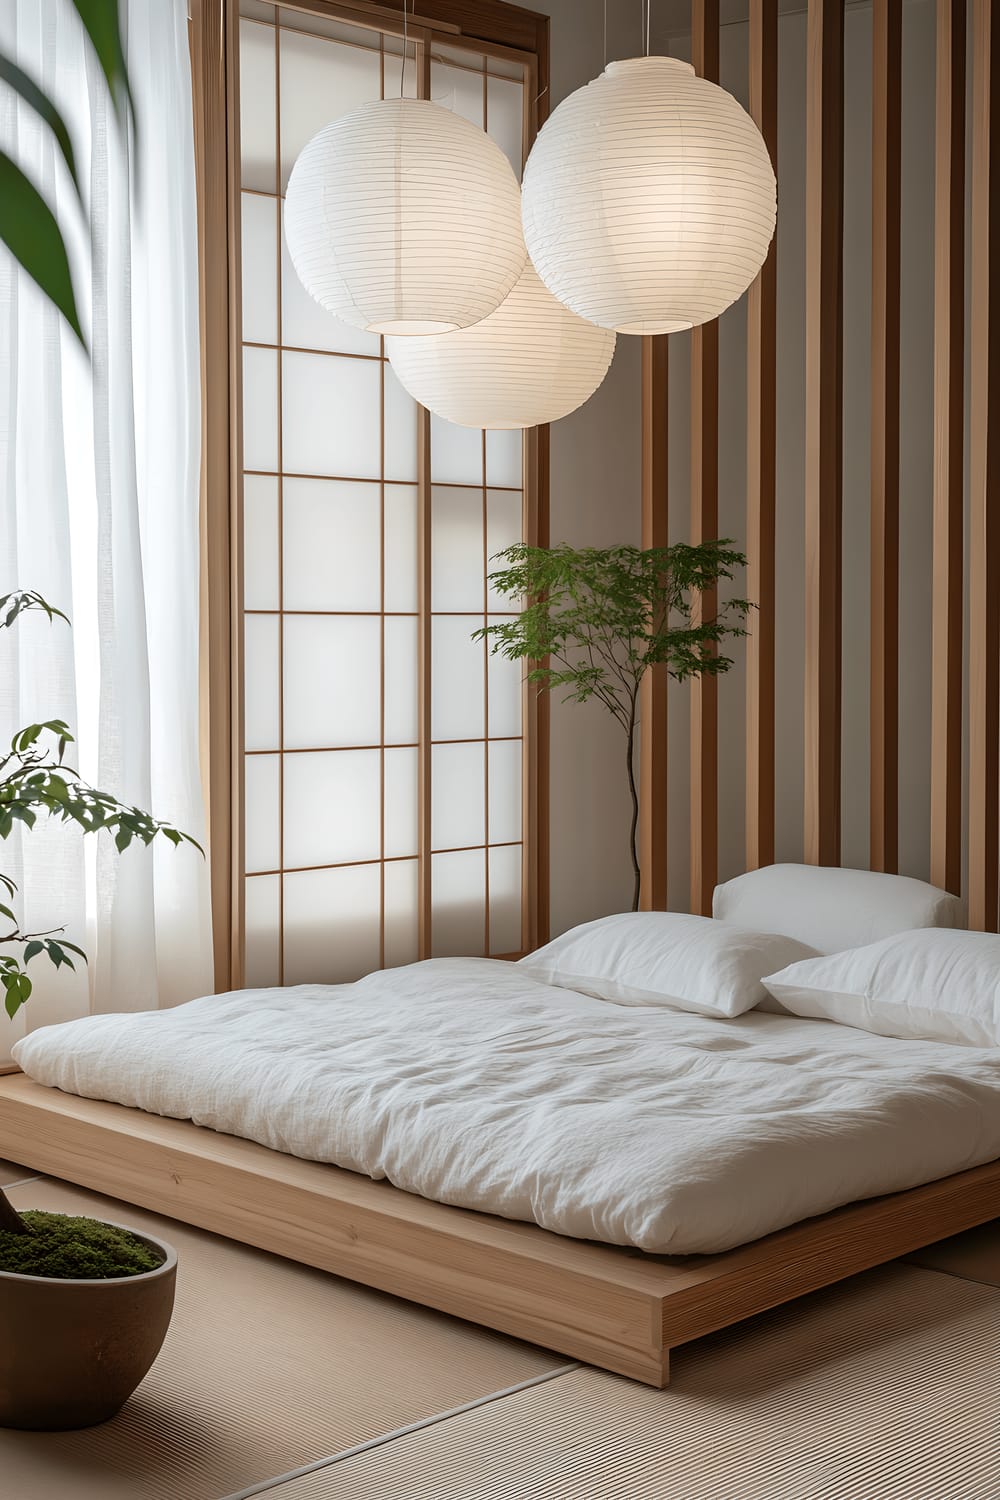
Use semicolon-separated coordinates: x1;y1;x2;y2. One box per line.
0;592;200;1019
0;1211;162;1279
476;542;751;909
0;0;134;349
477;541;750;726
0;590;71;629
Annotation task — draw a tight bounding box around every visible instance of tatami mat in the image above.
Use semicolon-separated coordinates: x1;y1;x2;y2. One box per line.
906;1217;1000;1289
0;1156;32;1184
1;1179;561;1500
263;1264;1000;1500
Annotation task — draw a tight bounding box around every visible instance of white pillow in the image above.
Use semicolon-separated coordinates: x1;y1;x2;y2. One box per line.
713;863;964;955
519;911;818;1019
763;927;1000;1047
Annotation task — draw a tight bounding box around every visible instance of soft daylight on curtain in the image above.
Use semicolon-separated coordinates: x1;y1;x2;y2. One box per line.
0;0;210;1060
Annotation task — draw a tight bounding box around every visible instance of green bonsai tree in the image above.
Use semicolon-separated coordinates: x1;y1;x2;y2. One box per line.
0;591;199;1242
477;541;750;911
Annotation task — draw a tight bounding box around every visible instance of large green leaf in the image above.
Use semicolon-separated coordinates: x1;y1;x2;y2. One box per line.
0;151;84;346
71;0;134;127
0;56;80;197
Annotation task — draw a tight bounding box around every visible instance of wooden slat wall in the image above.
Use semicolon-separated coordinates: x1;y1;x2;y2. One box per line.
635;0;1000;929
968;0;1000;932
930;0;966;898
803;0;845;868
639;338;669;911
869;0;901;874
744;0;778;873
688;0;721;916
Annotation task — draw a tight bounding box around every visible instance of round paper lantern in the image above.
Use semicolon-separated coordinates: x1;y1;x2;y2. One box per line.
285;98;525;335
521;57;777;335
385;260;616;429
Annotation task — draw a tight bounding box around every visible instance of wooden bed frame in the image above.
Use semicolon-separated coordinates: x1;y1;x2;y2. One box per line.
2;1072;999;1387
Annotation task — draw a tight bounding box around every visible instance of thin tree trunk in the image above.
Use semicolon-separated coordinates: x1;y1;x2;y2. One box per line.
0;1184;31;1235
626;705;641;911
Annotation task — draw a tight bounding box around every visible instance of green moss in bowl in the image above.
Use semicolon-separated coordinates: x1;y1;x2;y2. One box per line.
0;1212;163;1279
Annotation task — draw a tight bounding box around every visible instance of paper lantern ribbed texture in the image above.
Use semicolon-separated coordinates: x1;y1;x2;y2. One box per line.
521;57;777;335
386;261;616;429
284;98;525;335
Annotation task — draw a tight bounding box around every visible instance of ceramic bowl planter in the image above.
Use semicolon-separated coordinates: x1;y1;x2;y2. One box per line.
0;1220;177;1430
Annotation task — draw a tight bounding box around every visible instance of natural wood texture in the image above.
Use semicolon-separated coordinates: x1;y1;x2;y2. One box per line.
278;0;455;36
869;0;901;874
372;0;547;52
930;0;966;897
415;39;433;959
689;0;720;917
803;0;845;867
523;426;550;951
640;336;669;912
745;0;778;873
968;0;1000;933
2;1076;1000;1389
521;50;550;954
276;0;548;56
191;0;243;990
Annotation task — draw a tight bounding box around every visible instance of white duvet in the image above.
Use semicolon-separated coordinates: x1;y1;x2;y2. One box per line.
13;957;1000;1254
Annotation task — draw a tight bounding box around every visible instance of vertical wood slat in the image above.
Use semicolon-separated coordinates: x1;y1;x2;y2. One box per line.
930;0;966;897
803;0;845;867
514;48;550;954
968;0;1000;931
522;425;550;951
640;336;669;911
689;0;720;916
521;44;550;953
190;0;242;991
745;0;778;872
416;37;434;958
274;19;286;985
869;0;902;873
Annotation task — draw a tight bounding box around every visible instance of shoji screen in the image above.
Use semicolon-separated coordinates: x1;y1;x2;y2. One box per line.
236;5;534;986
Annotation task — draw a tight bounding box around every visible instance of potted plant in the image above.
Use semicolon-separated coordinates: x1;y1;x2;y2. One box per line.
0;0;196;1432
477;541;751;910
0;591;200;1428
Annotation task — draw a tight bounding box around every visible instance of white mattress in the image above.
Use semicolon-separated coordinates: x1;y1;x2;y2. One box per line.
13;957;1000;1254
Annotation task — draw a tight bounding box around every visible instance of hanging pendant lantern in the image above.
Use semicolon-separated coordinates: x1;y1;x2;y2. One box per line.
521;57;777;335
284;98;525;335
385;259;616;429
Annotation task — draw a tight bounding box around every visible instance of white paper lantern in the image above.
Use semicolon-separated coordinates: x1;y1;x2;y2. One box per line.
385;260;616;429
285;98;525;335
521;57;777;335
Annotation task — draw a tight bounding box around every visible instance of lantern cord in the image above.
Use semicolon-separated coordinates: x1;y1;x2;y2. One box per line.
400;0;410;97
603;0;607;67
646;0;652;56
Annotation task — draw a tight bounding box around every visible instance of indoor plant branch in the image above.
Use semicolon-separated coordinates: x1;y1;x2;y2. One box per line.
0;591;201;1240
476;542;751;911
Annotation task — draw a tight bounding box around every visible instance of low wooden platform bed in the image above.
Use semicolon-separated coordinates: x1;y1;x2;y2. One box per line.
4;867;1000;1387
1;1074;998;1386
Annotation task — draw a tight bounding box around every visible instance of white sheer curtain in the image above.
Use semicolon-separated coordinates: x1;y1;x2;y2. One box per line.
0;0;211;1062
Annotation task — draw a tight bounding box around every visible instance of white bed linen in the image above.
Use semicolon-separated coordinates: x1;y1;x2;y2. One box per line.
13;957;1000;1254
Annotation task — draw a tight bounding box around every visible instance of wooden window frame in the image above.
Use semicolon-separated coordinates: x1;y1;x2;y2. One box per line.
190;0;550;990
